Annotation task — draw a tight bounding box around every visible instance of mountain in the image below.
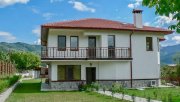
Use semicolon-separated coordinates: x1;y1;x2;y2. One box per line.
0;42;41;55
160;44;180;65
0;42;179;65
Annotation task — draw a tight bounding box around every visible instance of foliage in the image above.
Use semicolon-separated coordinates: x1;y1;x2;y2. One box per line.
142;0;180;33
0;75;20;93
173;52;180;64
124;87;180;101
0;51;10;62
176;65;180;77
91;82;100;91
131;94;135;102
111;83;124;97
10;51;40;70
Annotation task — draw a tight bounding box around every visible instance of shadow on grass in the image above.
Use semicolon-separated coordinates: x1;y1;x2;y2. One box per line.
13;82;42;93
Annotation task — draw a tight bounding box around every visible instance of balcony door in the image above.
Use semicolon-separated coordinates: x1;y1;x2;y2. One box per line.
88;37;96;58
108;35;115;58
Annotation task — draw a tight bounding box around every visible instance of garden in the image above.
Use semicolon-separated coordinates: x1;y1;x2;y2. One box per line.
6;79;128;102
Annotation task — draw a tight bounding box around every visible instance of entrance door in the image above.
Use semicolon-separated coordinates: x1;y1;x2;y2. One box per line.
88;37;96;58
86;67;96;84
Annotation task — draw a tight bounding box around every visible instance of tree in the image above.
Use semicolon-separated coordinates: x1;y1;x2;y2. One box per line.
0;51;10;62
173;52;180;64
142;0;180;33
10;51;40;70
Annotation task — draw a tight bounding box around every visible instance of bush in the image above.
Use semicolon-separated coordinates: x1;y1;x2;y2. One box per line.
91;82;100;91
0;75;20;93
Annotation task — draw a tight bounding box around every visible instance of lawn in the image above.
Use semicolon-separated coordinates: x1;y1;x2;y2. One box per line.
6;79;128;102
125;87;180;102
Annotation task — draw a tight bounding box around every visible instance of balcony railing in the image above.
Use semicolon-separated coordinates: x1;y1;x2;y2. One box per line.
41;47;132;60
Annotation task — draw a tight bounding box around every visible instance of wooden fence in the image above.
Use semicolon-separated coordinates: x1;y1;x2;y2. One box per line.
0;60;16;79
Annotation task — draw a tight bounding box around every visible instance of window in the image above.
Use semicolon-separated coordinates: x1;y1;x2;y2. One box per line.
57;65;81;81
108;35;115;48
70;36;78;51
146;37;153;51
58;36;66;51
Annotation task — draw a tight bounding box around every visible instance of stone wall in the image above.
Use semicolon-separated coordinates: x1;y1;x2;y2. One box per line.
50;81;83;91
97;79;159;88
49;79;159;90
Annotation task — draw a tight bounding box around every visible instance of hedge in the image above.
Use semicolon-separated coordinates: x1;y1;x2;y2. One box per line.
0;75;21;93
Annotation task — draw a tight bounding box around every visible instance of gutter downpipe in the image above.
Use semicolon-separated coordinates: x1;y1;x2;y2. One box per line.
130;30;134;88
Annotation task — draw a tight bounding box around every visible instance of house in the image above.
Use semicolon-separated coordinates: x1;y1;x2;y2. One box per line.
41;9;172;90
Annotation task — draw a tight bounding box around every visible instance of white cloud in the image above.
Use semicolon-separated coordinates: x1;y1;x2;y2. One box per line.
33;38;41;45
172;35;180;44
50;0;63;3
42;12;56;20
154;14;177;27
128;0;142;9
68;0;95;13
0;31;16;42
31;8;39;14
144;22;150;26
0;0;30;8
32;27;40;37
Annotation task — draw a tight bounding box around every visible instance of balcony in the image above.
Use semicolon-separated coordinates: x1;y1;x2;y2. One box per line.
41;47;132;60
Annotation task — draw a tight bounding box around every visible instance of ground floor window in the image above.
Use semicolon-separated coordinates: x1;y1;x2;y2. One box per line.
57;65;81;81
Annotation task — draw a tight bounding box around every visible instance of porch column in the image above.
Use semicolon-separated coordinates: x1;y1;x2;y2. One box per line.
51;63;58;81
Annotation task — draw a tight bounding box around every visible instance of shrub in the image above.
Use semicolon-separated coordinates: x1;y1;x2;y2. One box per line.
0;75;20;93
91;82;100;91
131;94;135;102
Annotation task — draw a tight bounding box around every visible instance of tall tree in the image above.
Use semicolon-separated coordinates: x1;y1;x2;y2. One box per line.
142;0;180;33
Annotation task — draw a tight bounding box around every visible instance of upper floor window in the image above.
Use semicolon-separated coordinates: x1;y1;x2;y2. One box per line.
58;36;66;51
146;37;153;51
108;35;115;48
70;36;78;51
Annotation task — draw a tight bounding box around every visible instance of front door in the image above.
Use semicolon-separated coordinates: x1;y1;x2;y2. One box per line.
86;67;96;84
88;37;96;58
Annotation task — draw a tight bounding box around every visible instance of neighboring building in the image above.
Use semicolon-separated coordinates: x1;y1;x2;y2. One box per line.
41;9;172;90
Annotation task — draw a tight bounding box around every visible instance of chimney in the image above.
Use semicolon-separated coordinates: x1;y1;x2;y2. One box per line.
133;9;143;28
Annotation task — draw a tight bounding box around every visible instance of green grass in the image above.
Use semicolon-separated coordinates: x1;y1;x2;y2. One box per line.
6;79;128;102
125;87;180;102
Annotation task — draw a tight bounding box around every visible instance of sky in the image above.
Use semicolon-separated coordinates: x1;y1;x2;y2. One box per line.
0;0;179;46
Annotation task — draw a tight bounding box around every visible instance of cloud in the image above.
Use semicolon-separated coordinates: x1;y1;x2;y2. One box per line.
172;35;180;44
128;0;142;9
160;33;180;47
42;12;56;20
144;22;150;26
0;0;30;8
154;14;177;28
32;27;40;37
33;38;41;45
68;0;95;13
31;8;40;14
50;0;63;3
0;31;16;42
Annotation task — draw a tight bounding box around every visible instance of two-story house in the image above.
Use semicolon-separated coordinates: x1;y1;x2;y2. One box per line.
41;9;172;90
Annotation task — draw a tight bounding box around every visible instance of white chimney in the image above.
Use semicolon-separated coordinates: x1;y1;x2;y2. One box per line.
133;9;143;28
